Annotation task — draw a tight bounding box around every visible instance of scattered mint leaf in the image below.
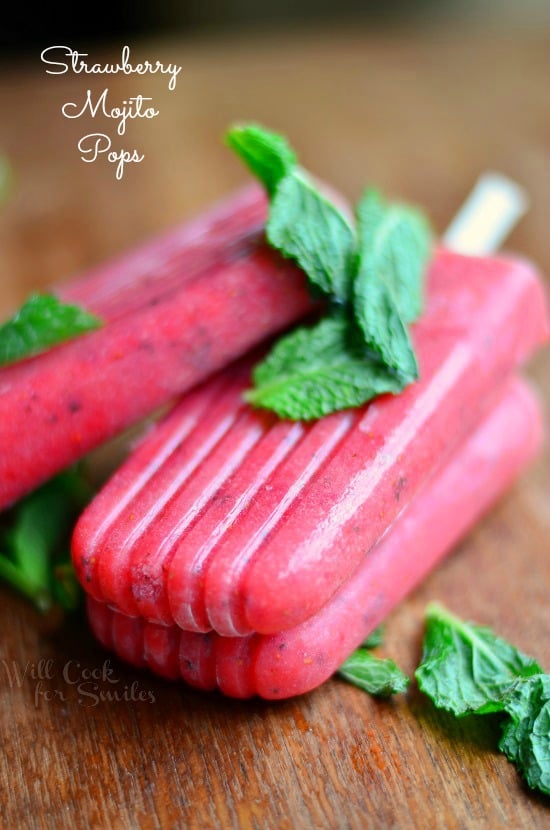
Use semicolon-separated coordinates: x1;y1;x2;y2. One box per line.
225;123;297;197
415;603;541;717
0;467;93;612
499;674;550;795
362;625;385;649
356;189;433;324
267;171;356;303
416;603;549;796
245;314;405;420
0;293;103;368
339;648;410;697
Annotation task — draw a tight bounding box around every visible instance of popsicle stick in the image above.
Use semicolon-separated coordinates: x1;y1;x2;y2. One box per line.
443;172;528;255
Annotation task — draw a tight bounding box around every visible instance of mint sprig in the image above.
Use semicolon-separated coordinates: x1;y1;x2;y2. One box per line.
226;123;433;420
0;293;103;368
416;603;549;796
416;603;542;716
0;467;92;612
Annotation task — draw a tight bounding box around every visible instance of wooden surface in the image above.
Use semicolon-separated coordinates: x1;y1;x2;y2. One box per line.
0;25;549;829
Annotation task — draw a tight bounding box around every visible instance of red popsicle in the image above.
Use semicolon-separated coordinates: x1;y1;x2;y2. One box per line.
72;249;549;636
86;375;542;699
0;188;316;511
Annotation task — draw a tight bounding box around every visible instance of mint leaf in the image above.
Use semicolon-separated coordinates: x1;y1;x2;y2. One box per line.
267;172;356;303
354;189;432;382
0;467;93;612
415;603;541;717
225;123;297;197
227;123;432;420
227;123;355;302
354;274;418;382
499;674;550;795
0;294;103;367
362;625;385;649
356;189;432;323
416;604;549;796
245;314;405;420
339;649;410;697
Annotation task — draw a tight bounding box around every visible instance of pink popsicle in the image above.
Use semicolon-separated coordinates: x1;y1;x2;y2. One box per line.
72;250;549;636
86;375;542;699
0;190;314;510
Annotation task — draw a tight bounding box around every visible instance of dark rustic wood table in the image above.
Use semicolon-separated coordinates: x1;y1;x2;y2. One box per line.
0;24;548;829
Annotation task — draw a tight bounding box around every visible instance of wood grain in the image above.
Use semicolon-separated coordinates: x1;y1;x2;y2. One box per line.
0;25;548;829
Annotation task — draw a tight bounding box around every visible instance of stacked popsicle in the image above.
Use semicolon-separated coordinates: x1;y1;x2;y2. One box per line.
1;153;547;699
84;375;542;699
73;231;548;698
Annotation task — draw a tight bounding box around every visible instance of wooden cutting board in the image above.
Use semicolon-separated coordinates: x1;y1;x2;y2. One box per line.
0;26;548;828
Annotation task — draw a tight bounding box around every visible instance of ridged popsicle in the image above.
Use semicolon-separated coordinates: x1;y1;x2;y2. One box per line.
72;250;549;636
86;376;542;699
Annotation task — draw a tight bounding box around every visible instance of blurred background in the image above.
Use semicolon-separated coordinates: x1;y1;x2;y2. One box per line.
0;0;549;310
3;0;550;54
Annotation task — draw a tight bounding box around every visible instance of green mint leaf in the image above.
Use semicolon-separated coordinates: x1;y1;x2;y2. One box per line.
415;603;542;717
354;274;418;382
362;625;385;649
226;123;429;420
245;314;405;420
225;123;297;197
227;123;355;303
0;554;52;612
416;604;549;795
499;674;550;796
356;188;433;323
339;649;410;697
0;467;93;612
354;189;432;382
0;294;103;368
267;171;356;303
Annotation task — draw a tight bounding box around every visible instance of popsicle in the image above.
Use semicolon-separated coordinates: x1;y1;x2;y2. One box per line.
72;247;549;636
0;186;317;511
85;376;543;699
